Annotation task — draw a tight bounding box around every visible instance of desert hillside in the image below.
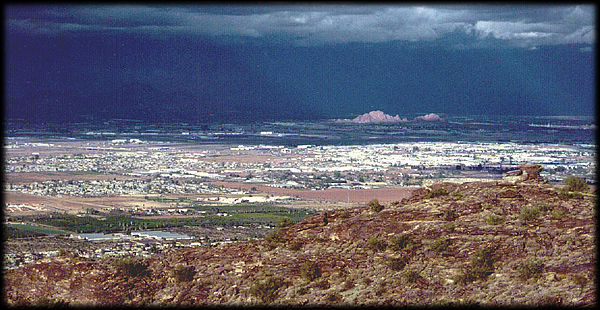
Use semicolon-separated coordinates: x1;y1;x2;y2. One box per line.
3;170;595;306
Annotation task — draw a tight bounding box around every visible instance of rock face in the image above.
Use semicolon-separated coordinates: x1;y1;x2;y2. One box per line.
414;113;442;121
503;163;545;183
352;111;406;123
4;179;595;306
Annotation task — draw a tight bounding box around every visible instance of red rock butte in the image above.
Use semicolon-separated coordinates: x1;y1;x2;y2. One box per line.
352;111;407;123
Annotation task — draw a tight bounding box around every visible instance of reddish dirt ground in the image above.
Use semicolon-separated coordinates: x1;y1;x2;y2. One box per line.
211;181;419;203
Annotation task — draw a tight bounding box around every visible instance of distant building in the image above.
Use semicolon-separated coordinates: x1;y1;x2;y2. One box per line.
72;233;123;241
131;231;193;240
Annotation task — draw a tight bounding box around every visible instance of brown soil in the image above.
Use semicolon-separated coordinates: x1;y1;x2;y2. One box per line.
212;181;418;203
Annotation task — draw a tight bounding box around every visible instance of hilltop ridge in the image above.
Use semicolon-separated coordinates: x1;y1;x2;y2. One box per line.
3;168;595;306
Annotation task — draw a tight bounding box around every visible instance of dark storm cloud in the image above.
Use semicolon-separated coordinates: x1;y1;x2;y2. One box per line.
7;4;594;48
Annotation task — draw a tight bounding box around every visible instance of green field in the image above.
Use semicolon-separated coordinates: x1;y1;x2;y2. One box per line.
11;204;316;236
4;223;70;239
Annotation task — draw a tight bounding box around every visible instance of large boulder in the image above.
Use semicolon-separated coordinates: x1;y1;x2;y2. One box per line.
503;164;545;183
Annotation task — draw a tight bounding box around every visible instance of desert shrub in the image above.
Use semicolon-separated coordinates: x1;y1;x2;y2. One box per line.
442;209;458;221
171;265;195;283
564;176;589;192
429;238;451;253
573;273;588;290
341;279;355;291
570;192;584;199
265;229;286;245
550;209;569;218
519;207;541;222
403;268;422;283
389;233;415;251
386;256;409;271
445;223;456;232
366;237;387;252
485;214;505;225
518;259;544;280
325;292;342;302
429;188;449;198
296;286;309;295
375;285;387;296
535;204;552;213
276;217;294;228
556;187;570;200
471;247;496;270
537;295;563;305
455;247;497;284
313;279;330;290
288;240;304;251
300;261;321;282
113;257;150;277
368;199;384;212
338;211;351;218
34;295;68;306
249;276;285;304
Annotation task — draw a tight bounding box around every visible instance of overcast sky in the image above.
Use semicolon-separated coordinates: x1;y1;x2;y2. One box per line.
5;4;596;122
7;4;595;48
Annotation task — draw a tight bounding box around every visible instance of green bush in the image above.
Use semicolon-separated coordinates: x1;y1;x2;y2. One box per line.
249;276;285;303
341;279;355;291
573;273;588;290
338;211;351;218
429;188;449;198
518;259;544;280
288;240;304;251
564;176;589;192
389;233;415;251
296;286;309;295
455;247;497;284
265;229;286;244
429;238;451;253
550;209;569;218
113;257;150;277
386;256;409;271
485;214;505;225
276;217;294;228
300;261;321;282
519;207;541;222
171;265;195;283
556;187;570;200
570;192;584;199
368;199;384;212
403;268;422;283
442;209;458;221
535;204;552;213
325;292;342;302
313;279;330;290
366;237;387;252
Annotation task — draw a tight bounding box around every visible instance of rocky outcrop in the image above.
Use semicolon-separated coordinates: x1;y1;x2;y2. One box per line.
4;179;595;306
503;163;545;183
352;111;407;123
